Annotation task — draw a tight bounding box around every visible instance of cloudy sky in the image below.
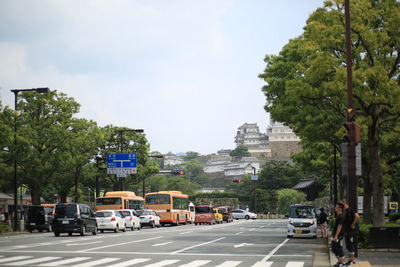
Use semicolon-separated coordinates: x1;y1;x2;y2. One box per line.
0;0;322;155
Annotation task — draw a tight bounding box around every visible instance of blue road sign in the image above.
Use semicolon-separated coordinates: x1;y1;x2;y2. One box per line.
107;154;137;168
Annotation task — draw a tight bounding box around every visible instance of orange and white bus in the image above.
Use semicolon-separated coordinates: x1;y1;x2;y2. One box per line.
95;191;144;211
144;191;189;226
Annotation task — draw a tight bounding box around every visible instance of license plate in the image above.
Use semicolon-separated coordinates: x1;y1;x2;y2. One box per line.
30;223;36;225
295;230;302;234
62;220;69;224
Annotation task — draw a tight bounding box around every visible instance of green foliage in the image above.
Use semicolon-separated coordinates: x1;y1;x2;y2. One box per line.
358;222;373;249
0;223;12;233
230;145;251;158
276;189;306;215
182;152;200;162
255;189;277;214
193;192;240;199
258;161;303;190
389;212;400;222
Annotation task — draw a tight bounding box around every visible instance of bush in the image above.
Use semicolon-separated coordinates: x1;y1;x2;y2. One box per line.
358;223;373;249
388;212;400;222
0;223;12;233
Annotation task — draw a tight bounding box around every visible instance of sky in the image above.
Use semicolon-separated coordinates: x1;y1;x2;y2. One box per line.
0;0;323;155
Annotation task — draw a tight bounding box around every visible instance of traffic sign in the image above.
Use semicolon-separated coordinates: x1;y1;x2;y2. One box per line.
107;154;137;168
251;175;258;181
107;168;137;174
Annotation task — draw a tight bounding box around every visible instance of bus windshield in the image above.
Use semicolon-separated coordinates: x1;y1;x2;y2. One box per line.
290;206;315;219
145;194;171;205
195;206;211;213
96;197;122;205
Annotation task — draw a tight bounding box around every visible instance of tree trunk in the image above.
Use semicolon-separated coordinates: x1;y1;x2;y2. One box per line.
74;166;81;203
363;173;373;224
369;120;385;227
30;183;41;205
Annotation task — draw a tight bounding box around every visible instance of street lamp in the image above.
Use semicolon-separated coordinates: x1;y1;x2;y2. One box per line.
10;87;50;231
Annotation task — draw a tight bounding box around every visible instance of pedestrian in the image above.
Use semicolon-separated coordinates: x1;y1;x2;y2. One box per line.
332;202;346;267
340;199;359;265
318;207;328;238
0;209;5;223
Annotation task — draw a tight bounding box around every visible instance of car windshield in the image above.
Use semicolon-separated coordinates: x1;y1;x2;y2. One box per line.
96;211;113;217
119;211;131;217
136;210;151;216
290;206;315;219
219;208;227;213
195;206;211;213
55;205;77;218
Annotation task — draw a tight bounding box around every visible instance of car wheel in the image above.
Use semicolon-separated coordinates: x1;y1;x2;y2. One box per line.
151;221;155;228
114;224;119;233
92;225;97;235
137;224;141;230
122;224;126;232
100;230;104;233
54;232;60;237
28;229;33;233
245;215;250;220
80;226;86;236
194;222;198;225
39;229;43;233
68;232;72;236
131;226;135;231
157;222;161;228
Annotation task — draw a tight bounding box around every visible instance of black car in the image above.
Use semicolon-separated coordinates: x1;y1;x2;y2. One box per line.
25;205;53;233
52;203;97;236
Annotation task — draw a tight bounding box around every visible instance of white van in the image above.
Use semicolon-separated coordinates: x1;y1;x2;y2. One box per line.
188;202;195;224
287;204;317;238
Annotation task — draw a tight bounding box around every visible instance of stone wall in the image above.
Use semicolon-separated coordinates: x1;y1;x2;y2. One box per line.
269;141;302;158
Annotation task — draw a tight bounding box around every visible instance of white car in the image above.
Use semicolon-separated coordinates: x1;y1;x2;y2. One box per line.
232;209;257;220
137;209;161;228
95;210;126;233
118;209;141;231
287;204;317;238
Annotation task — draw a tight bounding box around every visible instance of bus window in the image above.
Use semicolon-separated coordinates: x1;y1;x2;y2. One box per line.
96;197;122;205
128;200;144;210
173;197;188;210
145;194;171;205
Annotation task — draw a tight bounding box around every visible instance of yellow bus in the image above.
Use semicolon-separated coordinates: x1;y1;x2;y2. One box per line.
95;191;144;211
144;191;189;226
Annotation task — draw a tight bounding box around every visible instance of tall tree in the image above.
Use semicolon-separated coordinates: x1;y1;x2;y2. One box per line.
230;145;251;158
260;0;400;226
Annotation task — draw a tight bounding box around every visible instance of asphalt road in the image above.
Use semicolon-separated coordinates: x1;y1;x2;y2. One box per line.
0;219;328;267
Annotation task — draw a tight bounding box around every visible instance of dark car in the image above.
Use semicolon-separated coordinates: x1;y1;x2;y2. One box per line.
52;203;97;236
25;205;54;233
217;206;233;223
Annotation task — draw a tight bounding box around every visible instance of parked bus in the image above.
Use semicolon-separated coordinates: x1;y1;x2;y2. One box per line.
95;191;144;211
144;191;189;226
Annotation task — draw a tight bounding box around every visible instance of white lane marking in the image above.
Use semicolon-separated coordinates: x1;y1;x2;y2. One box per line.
259;226;264;228
171;237;226;254
179;231;193;234
66;241;103;246
249;228;255;231
8;256;61;266
142;259;180;267
234;243;254;248
251;262;273;267
78;236;163;252
215;261;242;267
178;260;211;267
107;258;151;267
261;238;289;262
235;232;243;235
71;257;119;267
0;256;32;263
285;261;304;267
152;241;173;247
38;257;91;266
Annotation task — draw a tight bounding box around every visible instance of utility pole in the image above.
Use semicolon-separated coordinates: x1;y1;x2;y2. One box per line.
251;166;257;212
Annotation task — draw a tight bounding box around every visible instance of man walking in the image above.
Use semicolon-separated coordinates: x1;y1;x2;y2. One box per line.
332;202;346;267
341;199;359;265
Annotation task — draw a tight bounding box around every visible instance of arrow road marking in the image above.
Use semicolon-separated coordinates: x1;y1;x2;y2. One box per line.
67;241;103;246
152;241;173;247
234;243;254;248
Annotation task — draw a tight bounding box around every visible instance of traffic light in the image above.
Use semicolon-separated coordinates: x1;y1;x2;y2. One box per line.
171;168;184;175
344;121;361;144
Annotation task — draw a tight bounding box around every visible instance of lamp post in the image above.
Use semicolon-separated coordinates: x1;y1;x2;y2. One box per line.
10;87;50;231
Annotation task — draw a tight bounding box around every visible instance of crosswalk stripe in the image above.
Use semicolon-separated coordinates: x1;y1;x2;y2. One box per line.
215;261;243;267
70;257;120;267
107;258;151;267
37;257;92;266
178;260;211;267
142;259;181;267
250;262;273;267
0;256;33;263
285;262;304;267
7;256;61;266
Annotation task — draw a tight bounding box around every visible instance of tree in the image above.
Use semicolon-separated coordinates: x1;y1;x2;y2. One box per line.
0;101;13;191
182;151;200;161
230;145;251;158
276;189;306;215
258;161;303;190
260;0;400;226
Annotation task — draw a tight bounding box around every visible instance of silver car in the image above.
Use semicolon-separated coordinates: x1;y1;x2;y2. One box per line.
232;209;257;220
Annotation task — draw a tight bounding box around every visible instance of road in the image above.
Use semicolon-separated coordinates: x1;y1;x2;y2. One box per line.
0;219;328;267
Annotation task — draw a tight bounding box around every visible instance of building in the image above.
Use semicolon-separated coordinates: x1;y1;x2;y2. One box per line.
163;153;184;166
204;160;230;174
223;157;260;177
234;123;270;157
266;121;302;158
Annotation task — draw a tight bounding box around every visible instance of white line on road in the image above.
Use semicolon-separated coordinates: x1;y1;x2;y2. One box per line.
179;231;193;235
0;256;32;263
215;261;242;267
260;238;289;262
171;237;226;254
107;258;151;267
177;260;211;267
285;262;304;267
234;232;243;235
38;257;92;266
251;262;273;267
249;228;255;231
234;243;254;248
8;256;61;266
66;241;103;246
142;259;180;267
152;241;173;247
78;236;163;252
71;257;120;267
